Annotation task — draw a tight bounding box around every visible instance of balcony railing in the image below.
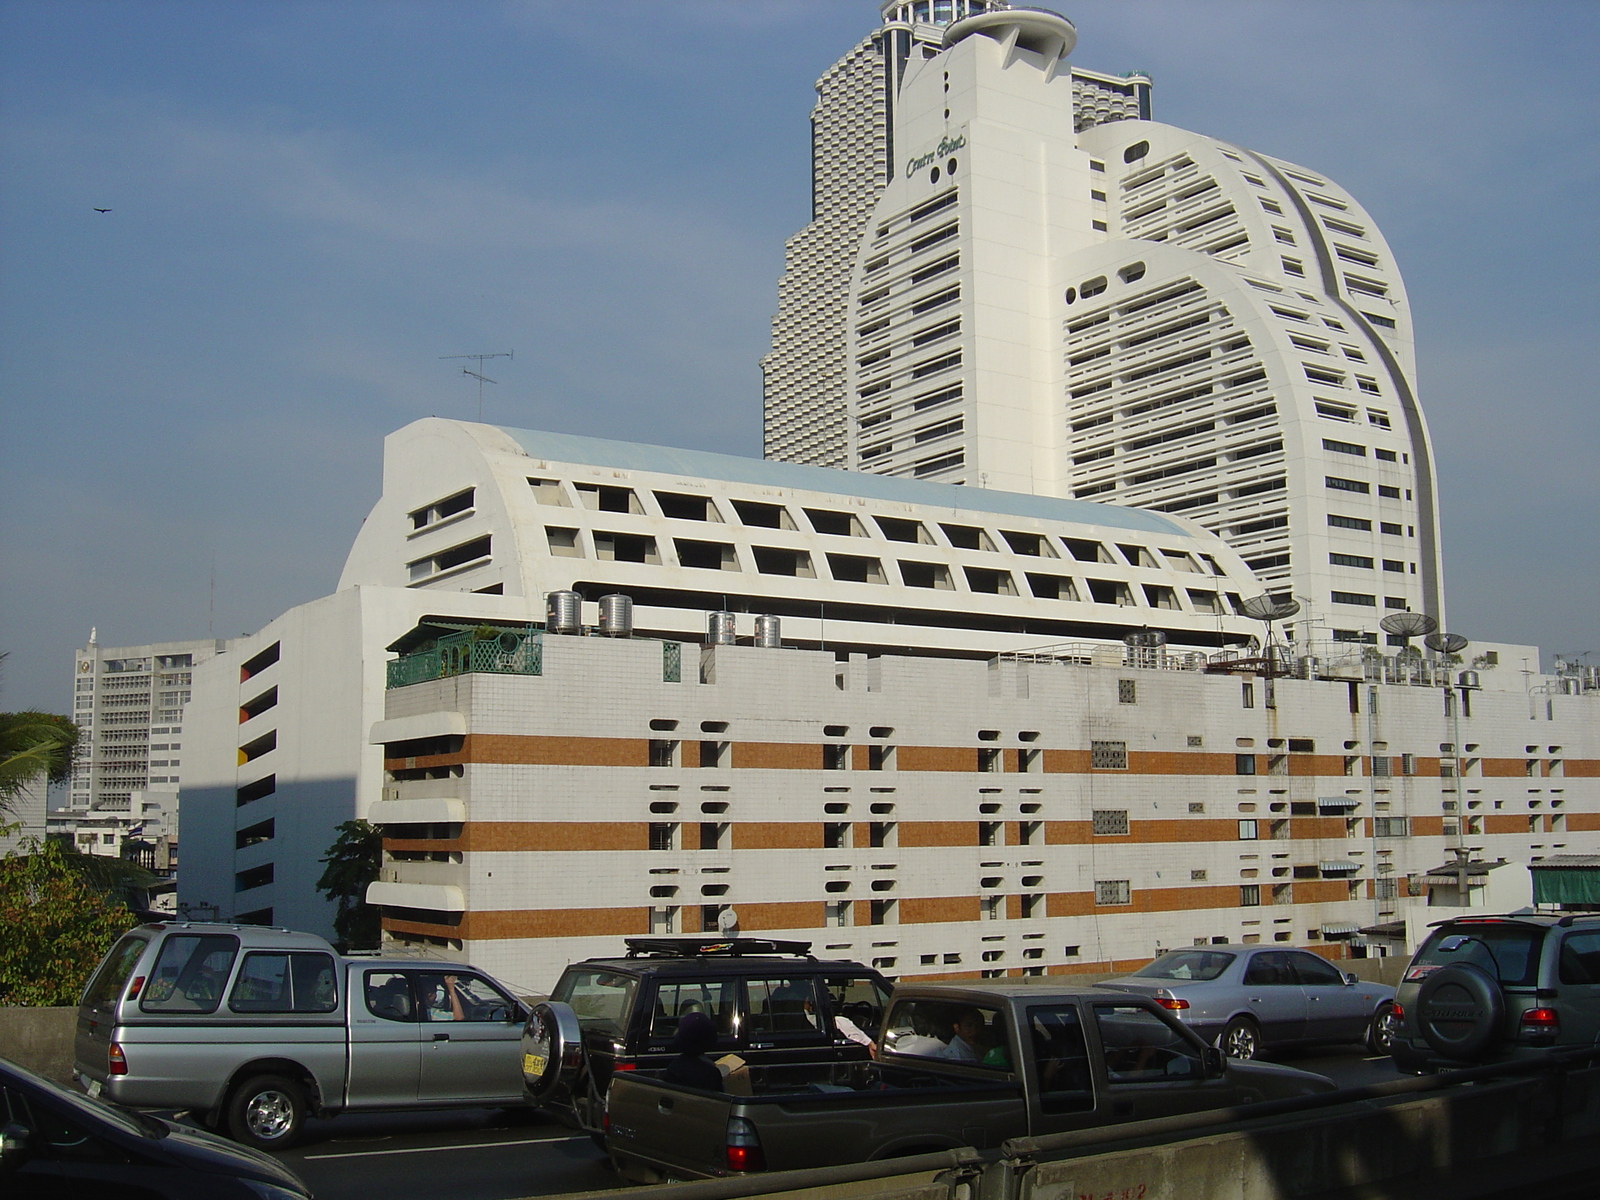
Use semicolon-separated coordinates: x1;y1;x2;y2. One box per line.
386;626;542;689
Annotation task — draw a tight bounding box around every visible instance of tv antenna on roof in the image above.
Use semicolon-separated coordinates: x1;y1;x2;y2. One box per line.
1236;594;1300;676
440;351;513;422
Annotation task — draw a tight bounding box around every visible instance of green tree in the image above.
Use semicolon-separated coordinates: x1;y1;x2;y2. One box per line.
0;838;138;1005
317;820;383;950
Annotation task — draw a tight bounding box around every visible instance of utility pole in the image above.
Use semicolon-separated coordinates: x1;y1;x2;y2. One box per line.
440;352;513;422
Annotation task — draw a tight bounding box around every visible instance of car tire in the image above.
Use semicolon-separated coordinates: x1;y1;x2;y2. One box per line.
1415;965;1504;1062
1220;1016;1262;1060
1365;1004;1397;1055
226;1074;306;1150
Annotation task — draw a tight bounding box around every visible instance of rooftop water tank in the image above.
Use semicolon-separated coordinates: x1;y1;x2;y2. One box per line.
598;594;633;638
707;611;736;646
546;590;582;635
754;615;781;649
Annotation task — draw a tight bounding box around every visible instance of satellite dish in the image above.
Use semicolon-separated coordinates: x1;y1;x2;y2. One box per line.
1424;632;1469;656
716;908;740;935
1123;628;1167;648
1237;594;1301;622
1380;612;1438;638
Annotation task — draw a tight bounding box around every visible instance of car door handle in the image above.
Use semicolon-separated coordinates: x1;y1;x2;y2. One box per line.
658;1097;674;1114
433;1033;450;1041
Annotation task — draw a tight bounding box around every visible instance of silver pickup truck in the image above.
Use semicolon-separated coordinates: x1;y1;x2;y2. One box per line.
602;981;1337;1180
74;922;530;1149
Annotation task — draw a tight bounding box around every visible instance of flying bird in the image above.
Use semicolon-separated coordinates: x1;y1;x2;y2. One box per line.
94;207;111;213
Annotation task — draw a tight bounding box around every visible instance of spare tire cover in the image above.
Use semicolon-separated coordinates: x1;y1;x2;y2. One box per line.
1415;965;1505;1061
522;1000;585;1103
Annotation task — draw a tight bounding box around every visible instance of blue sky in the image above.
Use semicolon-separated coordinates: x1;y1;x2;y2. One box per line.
2;0;1596;708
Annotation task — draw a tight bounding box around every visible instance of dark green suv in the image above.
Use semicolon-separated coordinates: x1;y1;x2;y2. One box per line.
1390;913;1600;1074
520;937;891;1135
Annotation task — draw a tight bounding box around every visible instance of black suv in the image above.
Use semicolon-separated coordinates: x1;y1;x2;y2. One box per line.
1390;913;1600;1074
521;937;891;1135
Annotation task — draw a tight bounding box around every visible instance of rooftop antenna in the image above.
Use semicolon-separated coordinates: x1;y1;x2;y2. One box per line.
439;351;513;422
1236;594;1300;677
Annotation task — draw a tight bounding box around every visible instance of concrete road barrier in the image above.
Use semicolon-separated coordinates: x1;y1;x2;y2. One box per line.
0;1007;78;1083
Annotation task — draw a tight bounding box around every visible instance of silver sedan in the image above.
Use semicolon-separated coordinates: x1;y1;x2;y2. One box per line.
1095;945;1396;1060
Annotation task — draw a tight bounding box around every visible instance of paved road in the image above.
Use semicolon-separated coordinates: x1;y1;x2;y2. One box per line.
260;1048;1398;1200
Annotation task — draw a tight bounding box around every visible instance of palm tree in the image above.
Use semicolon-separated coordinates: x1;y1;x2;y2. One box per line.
0;654;81;818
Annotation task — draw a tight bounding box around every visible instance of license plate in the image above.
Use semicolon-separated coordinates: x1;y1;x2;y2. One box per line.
522;1053;547;1077
85;1080;102;1099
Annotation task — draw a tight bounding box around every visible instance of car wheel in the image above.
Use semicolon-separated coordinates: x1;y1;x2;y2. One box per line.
1220;1016;1261;1060
1366;1004;1397;1055
1415;965;1505;1062
226;1074;306;1150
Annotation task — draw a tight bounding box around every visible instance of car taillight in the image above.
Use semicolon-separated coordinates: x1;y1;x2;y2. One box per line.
602;1111;612;1134
1521;1008;1559;1032
725;1116;765;1172
1390;1002;1404;1020
124;976;145;1001
612;1060;637;1072
1155;995;1190;1011
108;1043;128;1076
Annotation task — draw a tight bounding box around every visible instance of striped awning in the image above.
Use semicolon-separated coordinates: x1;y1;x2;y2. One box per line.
1321;922;1361;936
1320;861;1360;874
1317;796;1360;811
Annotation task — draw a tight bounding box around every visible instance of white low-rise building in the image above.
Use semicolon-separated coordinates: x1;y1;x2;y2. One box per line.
174;420;1599;995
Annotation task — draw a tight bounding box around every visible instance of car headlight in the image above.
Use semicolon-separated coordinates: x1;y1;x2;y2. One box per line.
241;1180;313;1200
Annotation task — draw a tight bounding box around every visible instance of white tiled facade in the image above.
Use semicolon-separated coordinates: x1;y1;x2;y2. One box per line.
764;5;1443;643
368;627;1599;997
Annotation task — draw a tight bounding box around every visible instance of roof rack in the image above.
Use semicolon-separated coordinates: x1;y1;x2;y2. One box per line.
622;937;816;960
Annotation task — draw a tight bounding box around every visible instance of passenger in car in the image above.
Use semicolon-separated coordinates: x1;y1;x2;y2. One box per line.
661;1011;723;1091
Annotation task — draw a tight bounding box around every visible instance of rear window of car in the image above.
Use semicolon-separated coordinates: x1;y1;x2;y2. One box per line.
141;934;240;1013
81;933;150;1009
1410;924;1543;988
1129;950;1236;982
553;968;638;1035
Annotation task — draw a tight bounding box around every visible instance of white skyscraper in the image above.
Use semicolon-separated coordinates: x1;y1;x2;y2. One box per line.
764;4;1443;644
58;633;224;863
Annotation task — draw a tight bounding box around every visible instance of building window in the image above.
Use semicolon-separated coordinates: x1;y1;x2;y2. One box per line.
1092;810;1129;837
1094;880;1131;907
1236;754;1257;776
649;823;677;851
1238;819;1259;840
825;900;851;927
1240;885;1261;907
1374;817;1409;838
1090;741;1128;770
649;739;677;768
869;899;896;926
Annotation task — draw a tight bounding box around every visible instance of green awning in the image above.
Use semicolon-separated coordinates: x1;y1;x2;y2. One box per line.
1530;858;1600;906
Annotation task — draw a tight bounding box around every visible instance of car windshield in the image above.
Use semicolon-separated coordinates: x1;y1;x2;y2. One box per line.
2;1060;162;1141
1414;924;1542;987
553;968;637;1035
1129;951;1236;982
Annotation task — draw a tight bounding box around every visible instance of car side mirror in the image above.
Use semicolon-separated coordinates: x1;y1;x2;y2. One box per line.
1343;973;1358;986
0;1122;33;1167
1202;1047;1225;1078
